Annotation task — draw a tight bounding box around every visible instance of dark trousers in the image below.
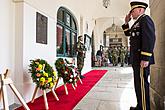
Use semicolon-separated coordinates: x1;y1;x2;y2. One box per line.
132;65;150;110
77;56;84;75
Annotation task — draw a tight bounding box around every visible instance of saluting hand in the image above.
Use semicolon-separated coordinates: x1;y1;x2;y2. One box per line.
125;13;131;24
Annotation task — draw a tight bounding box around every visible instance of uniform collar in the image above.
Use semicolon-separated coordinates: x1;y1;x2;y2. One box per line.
79;40;83;43
134;13;145;23
131;13;145;30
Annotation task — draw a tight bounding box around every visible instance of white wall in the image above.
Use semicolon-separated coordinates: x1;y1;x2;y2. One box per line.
0;1;15;75
0;0;15;108
18;2;57;102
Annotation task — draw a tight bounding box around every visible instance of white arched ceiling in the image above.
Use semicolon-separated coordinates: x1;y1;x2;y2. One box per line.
22;0;130;19
96;17;125;34
71;0;130;19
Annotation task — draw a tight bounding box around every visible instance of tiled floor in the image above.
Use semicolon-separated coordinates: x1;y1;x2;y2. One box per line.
74;66;137;110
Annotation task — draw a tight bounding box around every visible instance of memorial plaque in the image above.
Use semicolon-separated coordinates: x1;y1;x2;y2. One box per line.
36;12;48;44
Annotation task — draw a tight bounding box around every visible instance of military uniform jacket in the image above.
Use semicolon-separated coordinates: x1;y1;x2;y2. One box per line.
122;14;156;65
77;41;86;58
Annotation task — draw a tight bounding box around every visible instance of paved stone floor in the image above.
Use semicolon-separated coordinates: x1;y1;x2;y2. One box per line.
74;66;137;110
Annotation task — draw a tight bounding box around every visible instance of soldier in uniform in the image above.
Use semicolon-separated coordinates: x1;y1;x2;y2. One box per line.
120;46;126;67
96;49;103;66
107;46;112;64
124;46;129;64
77;35;86;79
111;46;119;66
122;0;156;110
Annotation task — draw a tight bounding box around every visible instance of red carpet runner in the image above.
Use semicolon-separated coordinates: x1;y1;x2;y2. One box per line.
16;70;107;110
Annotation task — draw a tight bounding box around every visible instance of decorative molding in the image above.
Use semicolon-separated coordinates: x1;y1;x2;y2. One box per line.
13;0;24;3
13;0;55;20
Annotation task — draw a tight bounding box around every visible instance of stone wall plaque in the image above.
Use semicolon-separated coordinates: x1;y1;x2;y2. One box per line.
36;12;48;44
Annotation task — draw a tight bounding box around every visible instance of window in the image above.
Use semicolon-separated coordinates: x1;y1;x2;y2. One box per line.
56;7;78;57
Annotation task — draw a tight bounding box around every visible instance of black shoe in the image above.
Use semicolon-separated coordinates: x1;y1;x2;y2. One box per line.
130;107;137;110
80;75;85;79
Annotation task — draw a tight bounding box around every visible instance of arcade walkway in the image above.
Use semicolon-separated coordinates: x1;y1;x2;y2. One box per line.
74;66;137;110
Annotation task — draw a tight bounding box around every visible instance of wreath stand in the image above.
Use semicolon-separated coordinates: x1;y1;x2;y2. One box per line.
54;72;83;95
31;84;59;110
74;74;83;87
0;69;30;110
54;77;76;95
31;64;59;110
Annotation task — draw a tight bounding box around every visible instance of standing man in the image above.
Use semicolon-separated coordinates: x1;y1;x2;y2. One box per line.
107;46;112;64
111;46;119;66
96;49;103;67
120;46;126;67
122;0;156;110
77;35;86;79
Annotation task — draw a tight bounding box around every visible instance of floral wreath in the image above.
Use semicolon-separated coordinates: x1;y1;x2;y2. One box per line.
29;59;57;90
55;58;75;84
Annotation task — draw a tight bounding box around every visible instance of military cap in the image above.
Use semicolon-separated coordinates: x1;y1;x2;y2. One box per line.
130;0;148;12
78;35;83;39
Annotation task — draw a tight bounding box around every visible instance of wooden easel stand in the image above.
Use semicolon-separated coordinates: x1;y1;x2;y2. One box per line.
31;85;59;110
0;69;30;110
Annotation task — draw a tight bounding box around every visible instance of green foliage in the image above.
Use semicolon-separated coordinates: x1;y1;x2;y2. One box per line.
55;58;75;83
29;59;57;90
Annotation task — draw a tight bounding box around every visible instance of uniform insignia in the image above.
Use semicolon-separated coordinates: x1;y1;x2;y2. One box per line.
135;22;139;27
132;32;135;37
133;22;139;29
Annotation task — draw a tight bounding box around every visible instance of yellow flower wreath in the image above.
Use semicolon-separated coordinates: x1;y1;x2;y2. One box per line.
29;59;57;90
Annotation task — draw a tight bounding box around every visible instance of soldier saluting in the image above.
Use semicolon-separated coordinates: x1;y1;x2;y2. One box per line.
122;0;156;110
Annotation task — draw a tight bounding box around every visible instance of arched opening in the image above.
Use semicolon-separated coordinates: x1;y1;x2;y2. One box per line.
56;7;78;57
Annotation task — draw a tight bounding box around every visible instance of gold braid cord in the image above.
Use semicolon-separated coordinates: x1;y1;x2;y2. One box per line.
140;67;146;110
